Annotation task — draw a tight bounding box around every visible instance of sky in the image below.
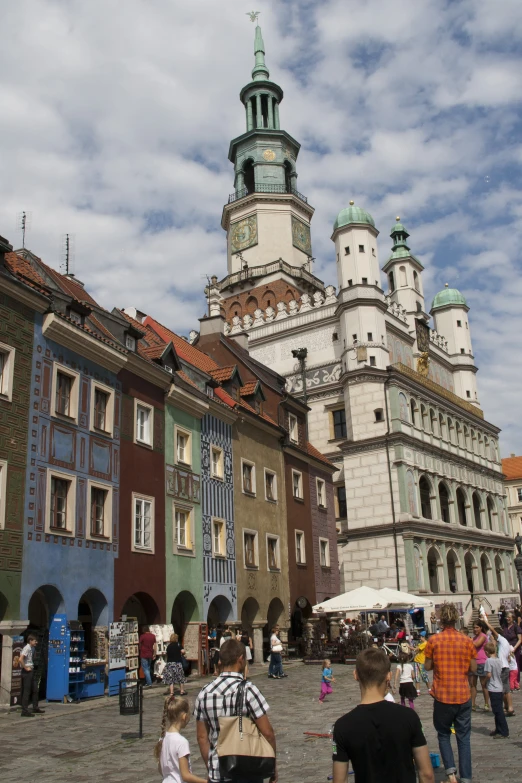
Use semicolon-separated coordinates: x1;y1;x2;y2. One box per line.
1;0;522;455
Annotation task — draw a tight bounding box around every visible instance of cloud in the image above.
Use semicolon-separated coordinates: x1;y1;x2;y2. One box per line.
1;0;521;454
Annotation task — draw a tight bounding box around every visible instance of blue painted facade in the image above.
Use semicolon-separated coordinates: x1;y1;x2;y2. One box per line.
21;314;120;627
201;412;237;621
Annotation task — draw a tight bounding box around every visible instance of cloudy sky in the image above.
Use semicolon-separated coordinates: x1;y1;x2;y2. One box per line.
1;0;522;454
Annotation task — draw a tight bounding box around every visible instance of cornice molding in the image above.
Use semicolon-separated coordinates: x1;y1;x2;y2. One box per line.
42;313;127;373
284;443;336;473
125;352;172;390
339;520;515;550
0;273;49;312
167;384;209;419
221;191;314;230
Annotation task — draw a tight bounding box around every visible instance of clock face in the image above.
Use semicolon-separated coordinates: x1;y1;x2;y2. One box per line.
291;216;312;254
230;215;258;253
263;149;276;161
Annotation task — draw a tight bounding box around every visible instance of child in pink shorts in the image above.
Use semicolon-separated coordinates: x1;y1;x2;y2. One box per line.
319;658;335;702
509;647;519;691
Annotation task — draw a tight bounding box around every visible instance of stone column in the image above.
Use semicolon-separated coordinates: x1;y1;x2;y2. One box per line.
303;618;320;656
419;539;430;593
473;546;484;592
246;99;253;131
256;94;262;128
236;170;245;192
0;620;28;708
439;541;450;592
252;623;265;664
267;96;274;129
274;103;280;129
328;617;340;642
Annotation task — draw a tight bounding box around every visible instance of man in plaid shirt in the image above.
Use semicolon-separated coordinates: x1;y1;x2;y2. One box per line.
425;603;476;783
194;639;277;782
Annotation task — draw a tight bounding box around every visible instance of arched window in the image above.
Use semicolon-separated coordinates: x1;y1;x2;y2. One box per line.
284;161;293;193
230;301;243;318
464;551;476;592
284;289;295;303
413;270;420;293
439;482;451;523
243;159;255;194
430;409;437;435
447;549;459;592
389;272;395;292
456;422;463;447
495;555;504;591
427;547;441;593
398;392;409;422
419;476;433;519
456;487;467;526
472;492;482;528
421;404;428;430
439;414;447;440
464;426;470;450
261;290;276;309
413;545;424;589
486;496;495;531
481;554;491;592
447;417;454;444
410;399;417;427
245;296;258;315
399;266;407;286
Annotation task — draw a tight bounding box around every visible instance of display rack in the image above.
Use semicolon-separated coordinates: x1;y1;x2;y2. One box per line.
124;619;139;680
68;624;85;702
108;621;126;696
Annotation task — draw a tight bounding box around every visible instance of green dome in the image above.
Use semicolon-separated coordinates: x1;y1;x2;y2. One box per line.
431;285;468;311
334;202;375;231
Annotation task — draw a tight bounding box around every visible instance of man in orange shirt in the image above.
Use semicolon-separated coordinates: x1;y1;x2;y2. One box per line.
425;603;476;783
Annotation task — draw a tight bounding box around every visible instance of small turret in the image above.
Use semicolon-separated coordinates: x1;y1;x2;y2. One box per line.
332;201;381;291
381;217;426;327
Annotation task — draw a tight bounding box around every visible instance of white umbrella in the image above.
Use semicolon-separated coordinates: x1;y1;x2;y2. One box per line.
313;586;386;614
377;588;433;609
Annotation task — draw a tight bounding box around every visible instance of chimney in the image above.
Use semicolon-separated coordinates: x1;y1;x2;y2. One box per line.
229;331;249;352
199;312;226;337
0;234;13;269
511;453;516;458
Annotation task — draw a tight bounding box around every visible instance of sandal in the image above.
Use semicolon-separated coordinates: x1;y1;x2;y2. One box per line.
472;705;476;712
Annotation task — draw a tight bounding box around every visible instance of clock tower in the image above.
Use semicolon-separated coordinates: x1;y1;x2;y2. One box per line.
221;22;315;280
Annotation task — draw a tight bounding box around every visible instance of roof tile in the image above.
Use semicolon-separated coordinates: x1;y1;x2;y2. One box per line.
209;366;237;382
502;456;522;481
144;316;219;373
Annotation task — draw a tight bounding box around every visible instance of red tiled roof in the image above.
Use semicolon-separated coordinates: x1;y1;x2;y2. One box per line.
53;311;126;354
209;365;237;382
238;398;278;427
240;381;259;396
140;343;169;361
4;252;49;294
176;370;201;391
214;387;237;409
37;257;99;306
118;310;147;337
89;314;119;342
144;316;219;373
502;456;522;481
307;441;335;468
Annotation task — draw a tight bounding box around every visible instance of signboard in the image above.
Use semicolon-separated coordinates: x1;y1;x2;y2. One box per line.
183;623;200;661
10;636;24;707
109;622;126;670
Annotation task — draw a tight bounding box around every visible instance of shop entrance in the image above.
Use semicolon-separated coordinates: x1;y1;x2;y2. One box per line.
290;597;312;642
240;597;261;636
207;595;233;629
171;591;199;640
78;589;108;657
121;592;160;630
27;585;65;700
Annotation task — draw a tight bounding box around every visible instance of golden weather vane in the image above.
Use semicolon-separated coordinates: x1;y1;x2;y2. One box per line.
247;11;260;23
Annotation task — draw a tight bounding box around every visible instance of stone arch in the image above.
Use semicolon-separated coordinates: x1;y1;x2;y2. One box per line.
494;554;504;591
261;290;276;309
486;495;496;531
207;595;233;627
439;481;451;523
78;588;108;657
284;289;295;303
245;296;258;316
480;553;492;592
28;584;66;628
427;546;442;593
456;487;468;526
410;398;418;427
472;491;483;529
0;590;9;623
399;266;407;286
171;591;199;640
419;474;433;519
398;392;409;421
447;548;460;592
121;592;160;626
266;597;285;632
464;550;477;593
242;158;255;194
241;597;261;636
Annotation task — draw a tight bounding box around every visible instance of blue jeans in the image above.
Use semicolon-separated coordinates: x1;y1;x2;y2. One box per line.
141;657;152;686
433;698;472;782
489;691;509;737
269;652;283;677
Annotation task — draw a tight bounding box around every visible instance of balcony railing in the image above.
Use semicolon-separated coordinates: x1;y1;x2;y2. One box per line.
228;184;308;204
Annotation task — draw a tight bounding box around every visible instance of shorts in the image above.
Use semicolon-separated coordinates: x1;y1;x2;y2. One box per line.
476;663;486;678
501;667;510;694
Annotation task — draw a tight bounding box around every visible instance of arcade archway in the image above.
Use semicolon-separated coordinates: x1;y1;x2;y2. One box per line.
207;595;233;628
171;591;199;640
121;592;160;628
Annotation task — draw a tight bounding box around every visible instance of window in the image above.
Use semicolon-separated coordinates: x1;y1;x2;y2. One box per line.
372;248;376;256
292;470;303;500
367;332;373;341
267;535;280;570
319;538;330;567
369;356;376;366
125;334;136;351
460;348;465;354
288;414;298;443
265;470;277;502
133;495;154;552
242;460;256;495
0;342;15;401
362;277;368;284
135;400;153;446
45;470;76;536
466;391;471;398
336;486;347;519
388;272;395;292
457;320;462;327
517;488;522;503
174;506;192;550
244;530;258;568
344;246;350;255
374;408;384;422
212;519;226;557
52;365;81;420
0;459;8;530
352;334;357;342
90;381;115;436
348;279;353;286
175;427;191;466
90;486;109;538
358;245;365;252
332;408;347;439
51;477;69;529
316;478;326;508
211;447;224;479
295;530;306;564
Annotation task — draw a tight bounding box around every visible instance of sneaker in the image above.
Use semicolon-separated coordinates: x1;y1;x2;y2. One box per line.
281;673;289;677
493;733;509;739
20;711;34;718
489;730;498;737
482;705;490;711
506;711;516;717
33;708;46;714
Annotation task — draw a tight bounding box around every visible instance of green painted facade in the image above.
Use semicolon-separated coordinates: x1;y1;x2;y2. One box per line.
164;402;204;625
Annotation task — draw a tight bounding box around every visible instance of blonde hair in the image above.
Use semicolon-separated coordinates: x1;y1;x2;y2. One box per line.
170;633;178;643
154;696;190;760
323;659;331;667
439;602;460;627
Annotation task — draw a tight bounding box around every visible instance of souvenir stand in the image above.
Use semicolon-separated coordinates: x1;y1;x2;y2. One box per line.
124;618;139;680
46;615;106;702
108;621;127;695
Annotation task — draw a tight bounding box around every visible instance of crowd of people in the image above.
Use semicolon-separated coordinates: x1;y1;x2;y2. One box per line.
152;602;521;783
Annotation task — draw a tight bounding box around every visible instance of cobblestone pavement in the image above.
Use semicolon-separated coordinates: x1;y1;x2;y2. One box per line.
2;662;522;781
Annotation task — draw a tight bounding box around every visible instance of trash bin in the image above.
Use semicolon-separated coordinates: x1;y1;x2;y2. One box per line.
429;752;441;769
119;680;140;715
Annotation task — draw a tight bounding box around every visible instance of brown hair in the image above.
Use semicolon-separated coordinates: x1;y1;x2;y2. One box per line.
170;633;178;643
484;642;496;655
355;647;391;687
219;639;246;667
398;651;410;664
26;633;37;643
154;696;190;760
439;602;460;627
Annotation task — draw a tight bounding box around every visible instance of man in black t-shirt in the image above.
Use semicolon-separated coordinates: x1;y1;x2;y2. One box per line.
332;648;434;783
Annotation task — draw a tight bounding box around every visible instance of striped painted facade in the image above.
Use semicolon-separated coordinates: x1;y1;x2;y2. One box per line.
201;412;237;621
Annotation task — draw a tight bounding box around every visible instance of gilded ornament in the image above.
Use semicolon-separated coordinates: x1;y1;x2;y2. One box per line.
416;352;430;377
291;215;312;254
230;215;258;253
263;149;276;161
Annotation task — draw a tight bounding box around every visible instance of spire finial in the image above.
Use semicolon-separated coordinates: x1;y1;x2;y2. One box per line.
247;11;261;23
250;13;269;81
445;282;449;288
349;200;354;205
396;216;400;221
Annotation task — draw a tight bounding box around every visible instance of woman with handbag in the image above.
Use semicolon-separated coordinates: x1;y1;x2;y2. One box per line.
240;629;253;662
268;625;286;679
163;633;187;697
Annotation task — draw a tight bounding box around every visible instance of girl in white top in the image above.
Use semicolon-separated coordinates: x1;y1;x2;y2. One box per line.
394;652;417;709
155;696;206;783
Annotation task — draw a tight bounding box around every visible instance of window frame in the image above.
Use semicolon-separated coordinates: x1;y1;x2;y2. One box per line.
211;517;226;558
0;459;8;530
51;363;80;423
125;334;136;351
173;502;194;553
134;399;154;448
266;534;281;571
211;445;224;480
316;477;327;509
331;407;347;440
174;425;192;467
132;493;155;554
517;488;522;503
0;342;16;402
292;469;303;501
295;529;306;565
243;528;259;569
264;469;277;502
335;485;347;520
45;469;76;537
90;380;115;437
241;459;256;496
87;479;113;542
319;537;331;568
288;413;299;444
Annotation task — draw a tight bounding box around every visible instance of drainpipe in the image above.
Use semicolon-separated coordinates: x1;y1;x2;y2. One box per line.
384;374;401;590
291;348;309;440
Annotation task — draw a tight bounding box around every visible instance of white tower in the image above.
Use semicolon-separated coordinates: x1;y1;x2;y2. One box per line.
381;218;426;328
430;284;480;406
332;202;389;371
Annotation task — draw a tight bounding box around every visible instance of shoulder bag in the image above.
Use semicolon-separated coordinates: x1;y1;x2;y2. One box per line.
217;679;276;780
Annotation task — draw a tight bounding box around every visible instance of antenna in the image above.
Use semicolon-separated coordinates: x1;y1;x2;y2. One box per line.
201;274;212;316
60;234;75;275
16;211;32;249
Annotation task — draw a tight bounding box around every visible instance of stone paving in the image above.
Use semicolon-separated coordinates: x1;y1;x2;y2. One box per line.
1;662;522;781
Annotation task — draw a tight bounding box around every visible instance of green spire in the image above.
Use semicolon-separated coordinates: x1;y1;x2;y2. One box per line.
252;25;270;81
389;216;411;259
